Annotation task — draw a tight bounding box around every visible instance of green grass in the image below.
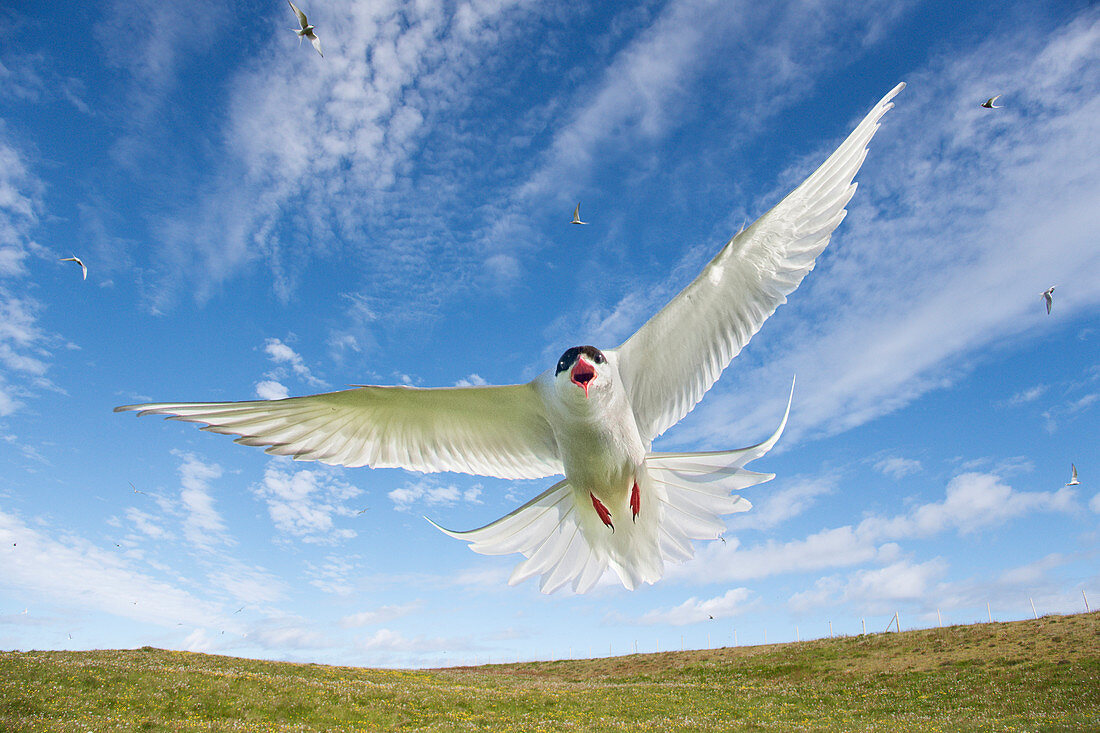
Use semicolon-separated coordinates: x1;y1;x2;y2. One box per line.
2;613;1099;731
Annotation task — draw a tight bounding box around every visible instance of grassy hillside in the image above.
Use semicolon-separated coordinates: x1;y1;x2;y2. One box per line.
2;612;1098;731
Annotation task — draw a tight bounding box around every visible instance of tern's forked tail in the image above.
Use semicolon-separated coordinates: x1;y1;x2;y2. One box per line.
428;382;794;594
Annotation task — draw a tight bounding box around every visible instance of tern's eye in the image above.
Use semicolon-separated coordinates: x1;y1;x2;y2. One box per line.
594;353;605;364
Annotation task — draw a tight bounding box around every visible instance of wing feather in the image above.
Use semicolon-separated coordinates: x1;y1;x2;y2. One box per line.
116;383;562;480
617;84;903;441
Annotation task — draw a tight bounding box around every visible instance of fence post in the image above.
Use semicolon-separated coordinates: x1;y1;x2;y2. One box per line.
829;620;833;637
937;609;942;627
987;602;992;623
861;617;866;635
1084;590;1091;613
796;625;800;642
1030;597;1038;620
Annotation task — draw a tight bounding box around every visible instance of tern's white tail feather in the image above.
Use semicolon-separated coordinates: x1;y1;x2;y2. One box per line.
431;383;792;594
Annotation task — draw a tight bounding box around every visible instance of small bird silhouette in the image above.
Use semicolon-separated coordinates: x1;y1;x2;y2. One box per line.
129;482;146;496
571;203;587;225
1042;286;1055;315
289;1;323;57
1066;464;1080;487
980;95;1003;109
59;255;87;280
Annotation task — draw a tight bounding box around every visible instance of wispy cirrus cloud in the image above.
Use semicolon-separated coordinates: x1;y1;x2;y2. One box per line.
173;451;232;551
668;7;1100;450
0;507;222;628
0;135;63;416
147;0;542;312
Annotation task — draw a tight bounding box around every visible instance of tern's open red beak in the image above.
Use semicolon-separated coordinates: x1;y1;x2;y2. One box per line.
570;359;596;397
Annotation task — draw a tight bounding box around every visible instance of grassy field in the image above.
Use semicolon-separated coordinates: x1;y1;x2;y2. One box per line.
2;612;1098;732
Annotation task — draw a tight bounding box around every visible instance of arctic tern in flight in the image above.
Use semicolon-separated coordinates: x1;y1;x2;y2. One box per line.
117;83;905;594
288;0;323;57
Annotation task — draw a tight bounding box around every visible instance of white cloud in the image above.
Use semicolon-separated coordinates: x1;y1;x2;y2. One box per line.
124;507;172;541
1005;384;1048;406
0;507;222;628
858;472;1076;538
263;338;326;388
255;379;290;400
724;476;836;531
174;451;231;550
631;588;754;626
678;471;1076;586
455;373;488;388
147;0;541;309
251;461;362;544
206;561;288;606
874;456;923;480
608;8;1100;452
340;601;423;628
307;554;362;596
0;136;61;417
389;478;483;511
357;627;459;655
1090;491;1100;514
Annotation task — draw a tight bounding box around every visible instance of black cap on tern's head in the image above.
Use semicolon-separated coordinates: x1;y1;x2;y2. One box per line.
556;345;606;375
556;346;606;398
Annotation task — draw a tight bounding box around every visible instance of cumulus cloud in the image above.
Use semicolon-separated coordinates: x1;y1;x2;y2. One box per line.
630;588;754;626
724;476;836;531
254;379;290;400
263;338;327;388
389;478;483;511
251;461;362;544
858;472;1076;538
677;471;1076;587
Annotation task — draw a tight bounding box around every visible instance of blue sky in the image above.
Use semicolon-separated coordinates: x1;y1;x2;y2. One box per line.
1;0;1098;667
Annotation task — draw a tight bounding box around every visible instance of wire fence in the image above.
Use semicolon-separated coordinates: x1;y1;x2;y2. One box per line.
450;591;1094;668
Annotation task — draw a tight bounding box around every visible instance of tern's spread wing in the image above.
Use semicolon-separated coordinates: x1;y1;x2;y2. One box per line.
116;383;562;480
309;33;323;57
288;0;308;29
616;83;904;442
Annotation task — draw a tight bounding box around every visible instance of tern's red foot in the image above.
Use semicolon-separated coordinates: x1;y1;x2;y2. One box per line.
590;492;613;531
630;482;640;522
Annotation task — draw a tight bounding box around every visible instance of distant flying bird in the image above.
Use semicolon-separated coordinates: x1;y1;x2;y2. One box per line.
234;606;245;614
288;1;323;57
117;83;905;594
571;203;587;225
981;95;1003;109
1066;464;1080;487
59;255;87;280
1042;286;1055;314
129;482;146;496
